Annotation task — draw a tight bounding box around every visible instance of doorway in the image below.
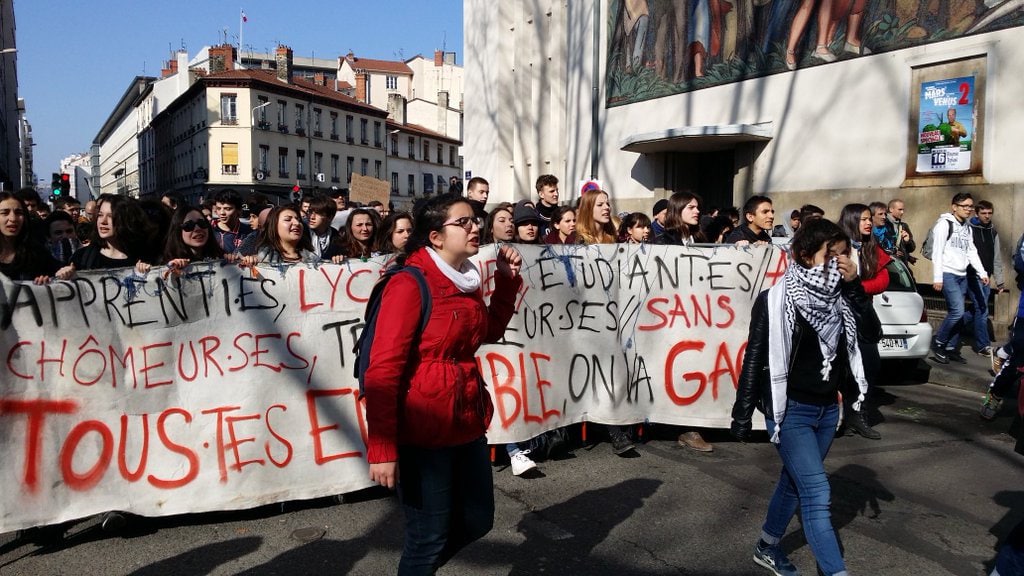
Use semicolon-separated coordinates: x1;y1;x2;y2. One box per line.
665;150;735;211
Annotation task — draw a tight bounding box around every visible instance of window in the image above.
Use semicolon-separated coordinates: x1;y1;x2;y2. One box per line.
360;158;368;176
220;142;239;174
313;108;322;136
296;149;306;178
346;156;354;182
220;94;237;124
407;174;415;196
437;174;445;190
277;100;287;130
331;154;340;182
423;141;430;162
390;133;398;156
256;96;269;126
346;115;354;142
258;145;269;172
314;152;323;176
391;172;399;195
386;75;398;90
408;136;416;158
278;147;289;177
295;104;305;133
437;144;443;165
360;118;368;144
375;160;382;179
449;146;457;166
374;121;382;147
330;112;338;139
423;173;434;195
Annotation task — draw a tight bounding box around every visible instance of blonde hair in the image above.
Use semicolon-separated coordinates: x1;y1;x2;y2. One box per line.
575;190;619;244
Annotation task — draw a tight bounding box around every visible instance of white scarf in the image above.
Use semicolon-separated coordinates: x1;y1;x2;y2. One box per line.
766;257;868;443
426;247;481;293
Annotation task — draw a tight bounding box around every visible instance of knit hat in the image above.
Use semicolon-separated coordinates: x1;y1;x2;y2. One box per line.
652;199;669;217
513;200;544;226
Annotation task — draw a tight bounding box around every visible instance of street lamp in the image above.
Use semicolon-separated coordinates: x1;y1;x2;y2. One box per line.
251;101;271;128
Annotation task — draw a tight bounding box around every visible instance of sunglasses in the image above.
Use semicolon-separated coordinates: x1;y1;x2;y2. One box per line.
181;219;211;232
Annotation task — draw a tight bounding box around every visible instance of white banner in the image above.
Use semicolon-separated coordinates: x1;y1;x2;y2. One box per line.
0;244;784;531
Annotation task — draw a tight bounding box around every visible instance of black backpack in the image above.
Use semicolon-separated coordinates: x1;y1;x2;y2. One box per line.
353;266;432;397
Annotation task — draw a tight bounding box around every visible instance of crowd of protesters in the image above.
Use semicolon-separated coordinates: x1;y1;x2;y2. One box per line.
4;178;1023;576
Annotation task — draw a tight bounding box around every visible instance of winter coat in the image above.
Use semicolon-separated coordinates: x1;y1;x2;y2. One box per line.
930;213;987;283
363;248;522;463
857;244;892;296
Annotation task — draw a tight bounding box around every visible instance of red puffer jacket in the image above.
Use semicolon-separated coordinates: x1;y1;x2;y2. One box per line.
861;245;892;296
363;248;522;463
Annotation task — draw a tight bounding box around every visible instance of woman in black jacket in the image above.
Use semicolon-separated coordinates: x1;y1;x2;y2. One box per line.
731;218;871;576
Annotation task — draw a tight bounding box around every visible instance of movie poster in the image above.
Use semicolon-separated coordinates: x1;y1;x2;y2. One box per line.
916;76;975;173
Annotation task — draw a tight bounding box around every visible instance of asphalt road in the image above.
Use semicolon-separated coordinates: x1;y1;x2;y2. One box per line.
1;370;1020;575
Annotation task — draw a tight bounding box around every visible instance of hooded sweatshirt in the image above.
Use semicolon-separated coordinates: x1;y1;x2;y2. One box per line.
930;212;987;284
969;215;1004;286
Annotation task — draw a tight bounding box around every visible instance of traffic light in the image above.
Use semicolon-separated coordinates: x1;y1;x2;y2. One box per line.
51;172;61;198
60;173;70;197
291;184;302;203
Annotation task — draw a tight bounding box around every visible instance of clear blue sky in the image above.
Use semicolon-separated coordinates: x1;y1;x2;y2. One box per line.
16;0;463;181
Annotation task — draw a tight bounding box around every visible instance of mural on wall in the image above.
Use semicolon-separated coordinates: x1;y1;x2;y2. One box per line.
607;0;1024;107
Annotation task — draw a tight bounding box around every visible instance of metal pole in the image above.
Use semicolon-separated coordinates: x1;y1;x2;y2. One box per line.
590;0;600;180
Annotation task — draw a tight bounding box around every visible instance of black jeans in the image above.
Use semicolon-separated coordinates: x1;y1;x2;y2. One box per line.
397;437;494;575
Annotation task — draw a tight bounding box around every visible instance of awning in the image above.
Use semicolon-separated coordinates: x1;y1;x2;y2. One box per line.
620;122;773;154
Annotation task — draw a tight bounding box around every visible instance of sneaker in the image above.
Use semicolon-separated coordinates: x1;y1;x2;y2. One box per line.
610;433;636;455
510;451;537;476
753;541;802;576
100;511;127;533
980;392;1004;421
931;343;949;364
976;346;993;357
948;350;968;364
991;350;1006;376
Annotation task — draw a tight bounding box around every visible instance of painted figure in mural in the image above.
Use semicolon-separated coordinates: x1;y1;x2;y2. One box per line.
652;0;687;82
622;0;651;72
785;0;838;69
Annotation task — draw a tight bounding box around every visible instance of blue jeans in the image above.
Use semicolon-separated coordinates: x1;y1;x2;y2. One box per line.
763;400;845;575
397;437;494;575
962;272;990;351
935;273;968;348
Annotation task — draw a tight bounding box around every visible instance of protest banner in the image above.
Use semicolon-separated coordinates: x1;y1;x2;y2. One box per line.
0;244;784;531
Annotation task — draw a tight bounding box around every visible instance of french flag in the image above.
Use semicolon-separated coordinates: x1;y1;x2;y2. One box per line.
241;10;248;23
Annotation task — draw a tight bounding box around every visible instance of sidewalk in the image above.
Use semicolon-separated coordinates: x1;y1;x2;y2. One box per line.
895;348;995;397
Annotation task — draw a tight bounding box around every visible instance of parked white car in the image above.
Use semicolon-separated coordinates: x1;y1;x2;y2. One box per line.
874;258;932;359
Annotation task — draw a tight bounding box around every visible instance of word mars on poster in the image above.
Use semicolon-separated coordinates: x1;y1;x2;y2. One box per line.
0;244;783;532
916;75;975;173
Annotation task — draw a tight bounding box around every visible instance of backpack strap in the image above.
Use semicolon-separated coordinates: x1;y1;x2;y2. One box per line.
401;266;432;334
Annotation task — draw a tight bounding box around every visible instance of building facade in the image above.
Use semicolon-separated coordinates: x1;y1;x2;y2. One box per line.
465;1;1024;327
0;1;18;191
150;46;389;205
93;76;156;197
17;98;31;188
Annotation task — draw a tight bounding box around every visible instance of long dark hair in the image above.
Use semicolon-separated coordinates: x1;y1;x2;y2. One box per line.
375;211;413;254
341;208;376;258
790;218;850;269
0;192;48;270
838;203;879;279
256;205;312;256
483;202;514;243
402;193;472;262
89;194;159;262
163;205;225;262
663;190;705;242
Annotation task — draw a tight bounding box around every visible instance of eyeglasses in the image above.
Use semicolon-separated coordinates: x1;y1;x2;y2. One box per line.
181;219;211;232
443;216;483;231
955;203;975;210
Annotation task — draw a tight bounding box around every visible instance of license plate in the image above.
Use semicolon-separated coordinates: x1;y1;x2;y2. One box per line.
879;338;907;350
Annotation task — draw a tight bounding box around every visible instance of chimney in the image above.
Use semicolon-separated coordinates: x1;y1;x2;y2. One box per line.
434;49;443;67
355;72;368;103
275;45;293;83
161;58;178;78
314;72;325;86
209;44;236;73
437;91;449;135
387;93;407;125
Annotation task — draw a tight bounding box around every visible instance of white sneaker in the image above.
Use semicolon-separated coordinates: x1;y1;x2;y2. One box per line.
510;451;537;476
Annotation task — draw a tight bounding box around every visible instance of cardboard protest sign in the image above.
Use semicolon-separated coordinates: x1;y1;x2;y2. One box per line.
0;244;784;531
349;173;390;205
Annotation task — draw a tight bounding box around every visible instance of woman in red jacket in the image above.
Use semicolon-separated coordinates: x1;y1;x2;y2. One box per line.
838;203;891;440
364;193;523;574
